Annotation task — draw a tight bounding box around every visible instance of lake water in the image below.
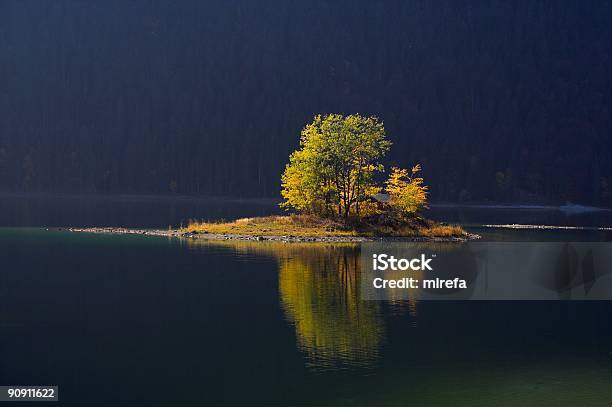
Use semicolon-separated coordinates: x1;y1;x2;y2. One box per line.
1;194;612;406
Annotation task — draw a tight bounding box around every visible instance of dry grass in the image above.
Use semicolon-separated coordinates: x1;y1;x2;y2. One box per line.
181;214;466;238
183;215;357;237
406;224;465;237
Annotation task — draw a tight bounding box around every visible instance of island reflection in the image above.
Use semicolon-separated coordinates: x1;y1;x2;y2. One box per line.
188;240;389;369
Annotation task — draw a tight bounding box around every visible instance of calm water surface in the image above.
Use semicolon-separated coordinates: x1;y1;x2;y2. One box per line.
1;195;612;406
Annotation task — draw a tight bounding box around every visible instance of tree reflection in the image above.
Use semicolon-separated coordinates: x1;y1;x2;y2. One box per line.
190;240;384;369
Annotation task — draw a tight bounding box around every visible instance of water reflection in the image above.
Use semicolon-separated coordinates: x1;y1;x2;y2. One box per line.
189;240;384;370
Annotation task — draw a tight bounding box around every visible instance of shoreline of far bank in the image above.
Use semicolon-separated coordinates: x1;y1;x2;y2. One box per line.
66;226;480;243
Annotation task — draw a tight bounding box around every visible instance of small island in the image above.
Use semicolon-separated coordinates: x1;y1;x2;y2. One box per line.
72;114;478;242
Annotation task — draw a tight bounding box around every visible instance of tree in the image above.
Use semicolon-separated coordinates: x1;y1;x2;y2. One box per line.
385;165;428;215
281;114;391;219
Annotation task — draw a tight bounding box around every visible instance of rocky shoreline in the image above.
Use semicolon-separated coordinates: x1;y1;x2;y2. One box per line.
67;227;480;243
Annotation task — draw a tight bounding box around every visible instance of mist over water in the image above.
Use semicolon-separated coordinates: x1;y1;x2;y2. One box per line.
0;193;281;228
3;193;612;231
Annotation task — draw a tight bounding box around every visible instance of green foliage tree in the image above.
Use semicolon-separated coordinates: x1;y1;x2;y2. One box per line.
385;165;429;215
281;114;391;219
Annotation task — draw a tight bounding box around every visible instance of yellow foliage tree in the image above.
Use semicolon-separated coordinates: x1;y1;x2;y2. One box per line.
385;165;428;215
281;114;391;219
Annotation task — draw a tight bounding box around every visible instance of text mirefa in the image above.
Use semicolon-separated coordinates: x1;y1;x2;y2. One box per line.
371;253;467;290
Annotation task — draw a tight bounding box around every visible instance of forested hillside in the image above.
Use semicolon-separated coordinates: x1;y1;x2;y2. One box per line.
0;1;610;204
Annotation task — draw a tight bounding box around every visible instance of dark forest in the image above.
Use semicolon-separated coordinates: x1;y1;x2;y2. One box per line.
0;1;610;205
